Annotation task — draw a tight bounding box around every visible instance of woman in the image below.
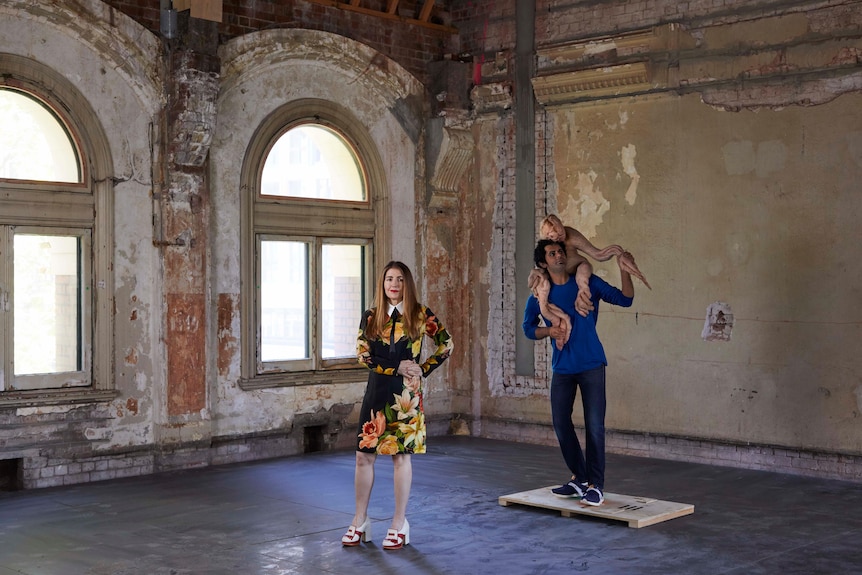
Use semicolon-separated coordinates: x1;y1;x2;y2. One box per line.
341;261;453;550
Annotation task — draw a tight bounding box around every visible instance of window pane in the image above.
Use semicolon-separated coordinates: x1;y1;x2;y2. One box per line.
14;234;81;375
0;89;80;183
261;240;308;362
322;244;366;359
261;125;365;201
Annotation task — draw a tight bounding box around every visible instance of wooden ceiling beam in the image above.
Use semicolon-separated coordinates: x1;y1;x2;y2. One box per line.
305;0;456;33
418;0;434;22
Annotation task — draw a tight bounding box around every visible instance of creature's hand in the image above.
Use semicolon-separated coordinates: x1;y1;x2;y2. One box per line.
548;324;567;340
527;267;546;292
574;289;594;317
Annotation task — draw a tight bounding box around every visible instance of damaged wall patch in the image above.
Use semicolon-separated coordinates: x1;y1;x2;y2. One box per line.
702;301;734;342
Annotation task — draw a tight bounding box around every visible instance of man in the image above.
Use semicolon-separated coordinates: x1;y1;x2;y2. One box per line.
522;239;635;506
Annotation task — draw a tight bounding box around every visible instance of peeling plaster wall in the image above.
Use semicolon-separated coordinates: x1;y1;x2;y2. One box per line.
557;92;862;452
211;29;428;438
474;1;862;464
0;1;164;451
482;79;862;455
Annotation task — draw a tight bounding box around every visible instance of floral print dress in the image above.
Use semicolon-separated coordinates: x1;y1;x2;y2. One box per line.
356;305;453;455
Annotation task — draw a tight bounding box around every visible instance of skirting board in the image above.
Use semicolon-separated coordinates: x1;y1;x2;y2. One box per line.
499;486;694;528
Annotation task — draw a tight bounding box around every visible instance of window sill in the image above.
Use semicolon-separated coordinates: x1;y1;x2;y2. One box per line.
239;367;367;390
0;388;119;409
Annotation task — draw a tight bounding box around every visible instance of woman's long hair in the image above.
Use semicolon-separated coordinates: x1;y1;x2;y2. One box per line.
366;261;422;341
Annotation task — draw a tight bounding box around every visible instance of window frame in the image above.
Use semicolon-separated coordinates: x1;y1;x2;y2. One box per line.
240;99;389;390
2;226;92;391
255;235;373;375
0;55;115;407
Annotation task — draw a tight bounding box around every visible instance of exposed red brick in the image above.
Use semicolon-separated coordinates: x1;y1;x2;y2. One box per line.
166;293;206;416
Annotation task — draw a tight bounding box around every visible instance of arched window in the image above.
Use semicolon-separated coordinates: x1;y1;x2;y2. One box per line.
241;101;383;388
0;56;113;401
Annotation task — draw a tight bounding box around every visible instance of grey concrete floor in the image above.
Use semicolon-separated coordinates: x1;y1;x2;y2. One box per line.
1;436;861;575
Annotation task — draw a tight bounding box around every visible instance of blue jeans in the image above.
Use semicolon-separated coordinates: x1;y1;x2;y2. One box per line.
550;366;606;490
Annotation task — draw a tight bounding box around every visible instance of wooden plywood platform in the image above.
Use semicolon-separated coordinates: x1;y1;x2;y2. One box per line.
499;486;694;528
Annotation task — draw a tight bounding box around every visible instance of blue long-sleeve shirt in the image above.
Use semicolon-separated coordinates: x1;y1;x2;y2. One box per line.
523;274;633;375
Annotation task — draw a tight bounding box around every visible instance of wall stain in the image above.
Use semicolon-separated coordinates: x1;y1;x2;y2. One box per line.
217;293;238;377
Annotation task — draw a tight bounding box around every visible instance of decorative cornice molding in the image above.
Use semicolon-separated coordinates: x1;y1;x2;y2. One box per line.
532;62;652;105
470;81;513;114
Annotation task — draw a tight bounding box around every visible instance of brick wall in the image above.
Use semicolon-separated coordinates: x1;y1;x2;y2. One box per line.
450;0;517;58
103;0;456;85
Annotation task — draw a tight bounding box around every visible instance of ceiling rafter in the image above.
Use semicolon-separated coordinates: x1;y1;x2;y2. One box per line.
306;0;456;33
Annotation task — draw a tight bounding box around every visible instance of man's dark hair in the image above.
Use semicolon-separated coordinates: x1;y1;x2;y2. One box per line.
534;239;566;267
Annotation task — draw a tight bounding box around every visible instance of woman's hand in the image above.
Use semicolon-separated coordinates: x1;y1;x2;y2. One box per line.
398;360;422;379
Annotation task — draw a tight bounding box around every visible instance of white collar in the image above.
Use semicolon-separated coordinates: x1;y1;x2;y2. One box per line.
387;302;404;316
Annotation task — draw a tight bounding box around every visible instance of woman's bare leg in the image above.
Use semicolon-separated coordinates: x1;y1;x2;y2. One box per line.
351;451;376;526
391;454;412;530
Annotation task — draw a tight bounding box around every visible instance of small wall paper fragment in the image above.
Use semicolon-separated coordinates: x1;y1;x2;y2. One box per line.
702;302;734;342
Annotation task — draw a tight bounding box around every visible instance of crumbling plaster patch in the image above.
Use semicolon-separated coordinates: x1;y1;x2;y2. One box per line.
702;72;862;111
560;169;611;239
702;301;734;342
217;293;239;379
620;143;639;205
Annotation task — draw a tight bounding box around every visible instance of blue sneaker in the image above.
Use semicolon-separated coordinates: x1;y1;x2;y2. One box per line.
552;479;588;498
582;485;604;506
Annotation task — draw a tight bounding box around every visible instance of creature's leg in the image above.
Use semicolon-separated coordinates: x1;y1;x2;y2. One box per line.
564;226;624;262
546;303;571;350
570;258;595;317
619;252;651;289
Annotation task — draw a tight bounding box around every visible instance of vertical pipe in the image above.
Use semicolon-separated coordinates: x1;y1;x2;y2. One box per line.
514;0;536;375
